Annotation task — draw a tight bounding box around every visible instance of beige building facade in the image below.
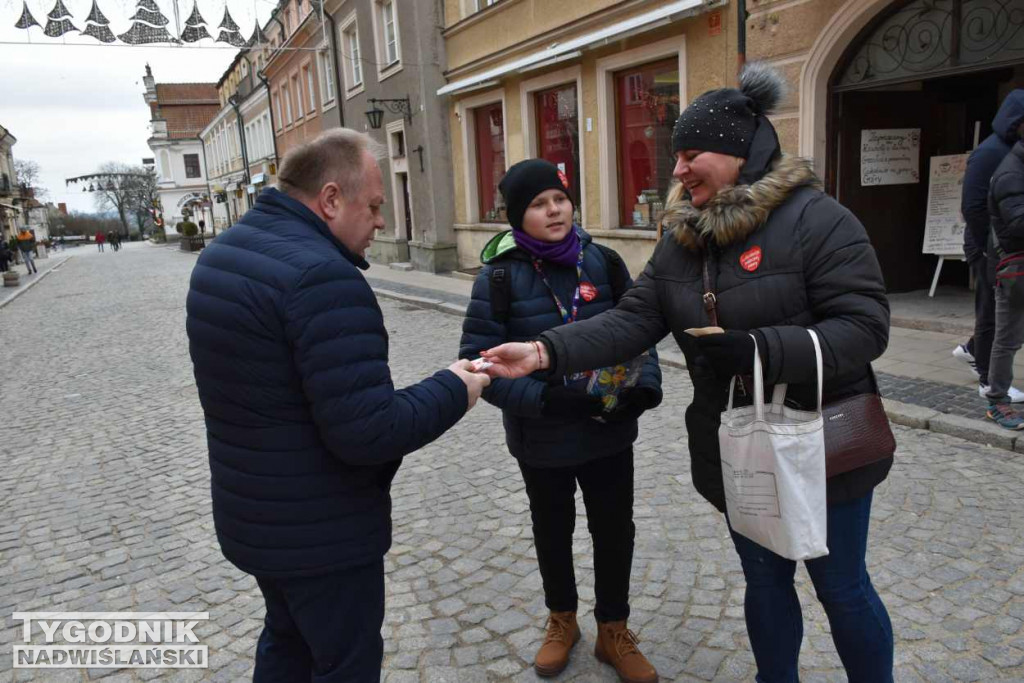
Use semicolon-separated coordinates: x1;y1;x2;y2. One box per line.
441;0;1024;292
439;0;734;274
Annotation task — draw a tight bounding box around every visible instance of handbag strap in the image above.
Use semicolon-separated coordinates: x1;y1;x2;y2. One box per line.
702;251;718;327
808;329;824;412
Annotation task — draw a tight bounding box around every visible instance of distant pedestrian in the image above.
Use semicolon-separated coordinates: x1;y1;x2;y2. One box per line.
0;240;11;273
954;89;1024;402
17;228;37;275
985;122;1024;430
96;231;106;252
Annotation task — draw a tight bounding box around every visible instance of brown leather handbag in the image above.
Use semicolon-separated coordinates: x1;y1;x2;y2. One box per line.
702;254;896;479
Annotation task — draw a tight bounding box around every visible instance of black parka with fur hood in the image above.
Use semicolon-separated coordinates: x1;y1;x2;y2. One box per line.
539;156;892;512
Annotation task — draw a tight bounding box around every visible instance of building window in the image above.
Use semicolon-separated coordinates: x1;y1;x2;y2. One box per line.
535;83;580;215
184;153;201;179
476;0;497;10
474;103;506;223
319;50;336;103
292;75;303;118
614;58;680;228
283;84;293;124
341;17;363;91
304;65;317;114
275;92;283;130
373;0;401;74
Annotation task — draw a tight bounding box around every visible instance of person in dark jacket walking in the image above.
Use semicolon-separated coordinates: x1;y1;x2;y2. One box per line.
480;63;894;683
0;239;11;273
460;159;662;682
984;128;1024;429
186;128;490;682
954;90;1024;401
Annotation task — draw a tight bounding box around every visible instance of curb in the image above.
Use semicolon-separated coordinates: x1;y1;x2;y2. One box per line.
0;256;72;310
371;284;1020;454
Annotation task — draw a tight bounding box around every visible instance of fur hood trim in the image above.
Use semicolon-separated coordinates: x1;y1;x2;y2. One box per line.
667;156;821;251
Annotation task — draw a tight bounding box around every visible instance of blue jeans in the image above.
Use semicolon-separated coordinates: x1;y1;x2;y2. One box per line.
728;492;893;683
253;559;385;683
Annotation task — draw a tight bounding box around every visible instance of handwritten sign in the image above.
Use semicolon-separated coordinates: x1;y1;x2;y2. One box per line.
922;154;969;256
861;128;920;186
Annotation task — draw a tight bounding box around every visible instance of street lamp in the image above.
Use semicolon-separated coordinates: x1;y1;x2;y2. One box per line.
365;96;413;130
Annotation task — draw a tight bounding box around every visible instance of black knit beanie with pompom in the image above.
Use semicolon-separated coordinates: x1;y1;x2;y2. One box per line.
671;61;787;158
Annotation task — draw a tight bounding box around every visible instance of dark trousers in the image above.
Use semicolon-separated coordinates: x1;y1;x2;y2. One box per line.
728;492;893;683
968;257;996;385
517;448;635;622
253;559;385;683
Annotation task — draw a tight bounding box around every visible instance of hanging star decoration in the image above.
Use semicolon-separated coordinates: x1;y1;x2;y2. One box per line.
118;0;175;44
245;20;264;48
216;6;245;47
14;1;41;29
180;2;211;42
43;0;77;37
81;0;116;43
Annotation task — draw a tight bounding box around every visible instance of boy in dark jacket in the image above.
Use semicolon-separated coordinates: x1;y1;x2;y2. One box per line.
460;159;662;682
985;126;1024;429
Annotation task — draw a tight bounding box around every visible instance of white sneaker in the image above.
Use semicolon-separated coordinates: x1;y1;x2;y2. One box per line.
954;344;980;379
979;384;1024;403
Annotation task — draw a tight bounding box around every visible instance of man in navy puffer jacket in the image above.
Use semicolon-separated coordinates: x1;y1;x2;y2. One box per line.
186;129;489;681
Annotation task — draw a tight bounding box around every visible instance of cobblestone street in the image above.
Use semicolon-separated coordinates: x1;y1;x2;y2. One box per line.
2;244;1024;682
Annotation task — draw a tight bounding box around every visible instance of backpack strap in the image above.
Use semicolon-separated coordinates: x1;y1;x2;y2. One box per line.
592;243;629;304
488;262;513;323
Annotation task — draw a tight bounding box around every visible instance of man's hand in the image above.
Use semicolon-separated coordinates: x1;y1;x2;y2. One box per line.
479;341;549;379
448;360;491;409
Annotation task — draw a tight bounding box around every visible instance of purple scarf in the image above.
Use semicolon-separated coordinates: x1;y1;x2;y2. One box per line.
513;226;581;267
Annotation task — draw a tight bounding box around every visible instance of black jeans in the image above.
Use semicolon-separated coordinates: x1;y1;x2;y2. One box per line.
253;559;385;683
968;256;996;384
518;448;635;622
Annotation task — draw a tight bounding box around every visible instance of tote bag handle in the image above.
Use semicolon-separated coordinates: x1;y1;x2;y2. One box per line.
726;330;824;418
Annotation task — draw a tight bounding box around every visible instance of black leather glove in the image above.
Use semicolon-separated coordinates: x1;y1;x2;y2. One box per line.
603;387;661;423
695;330;757;379
541;385;605;419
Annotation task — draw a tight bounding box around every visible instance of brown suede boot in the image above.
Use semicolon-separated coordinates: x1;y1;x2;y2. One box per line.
594;620;658;683
534;611;581;677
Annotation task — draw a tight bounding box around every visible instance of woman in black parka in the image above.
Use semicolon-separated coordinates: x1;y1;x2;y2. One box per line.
481;63;894;683
460;159;662;682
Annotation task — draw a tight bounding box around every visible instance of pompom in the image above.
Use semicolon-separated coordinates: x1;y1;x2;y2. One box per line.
739;61;787;116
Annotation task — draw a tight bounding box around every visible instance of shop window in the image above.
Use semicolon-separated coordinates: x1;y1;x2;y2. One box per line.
614;58;680;228
474;103;506;223
535;83;580;222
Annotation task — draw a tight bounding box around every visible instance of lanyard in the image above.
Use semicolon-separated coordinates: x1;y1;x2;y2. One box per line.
532;247;586;325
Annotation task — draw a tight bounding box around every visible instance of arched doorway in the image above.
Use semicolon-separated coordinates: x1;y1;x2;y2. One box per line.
822;0;1024;292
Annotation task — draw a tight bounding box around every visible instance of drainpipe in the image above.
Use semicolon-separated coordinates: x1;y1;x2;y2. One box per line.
228;94;253;208
320;4;345;127
257;69;280;169
196;134;218;236
737;0;747;70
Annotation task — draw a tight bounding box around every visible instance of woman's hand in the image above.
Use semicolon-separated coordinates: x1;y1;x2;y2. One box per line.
694;330;756;378
480;341;549;379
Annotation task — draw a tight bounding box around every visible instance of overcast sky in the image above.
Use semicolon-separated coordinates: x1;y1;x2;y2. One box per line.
1;0;273;213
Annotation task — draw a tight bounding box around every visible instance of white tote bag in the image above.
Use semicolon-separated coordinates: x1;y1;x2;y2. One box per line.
718;329;828;561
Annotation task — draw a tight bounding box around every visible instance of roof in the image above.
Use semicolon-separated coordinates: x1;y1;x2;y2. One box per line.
154;83;219;105
161;104;222;140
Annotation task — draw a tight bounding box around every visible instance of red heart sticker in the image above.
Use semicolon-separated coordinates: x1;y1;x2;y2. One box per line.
579;281;598;302
557;169;570;190
740;246;762;272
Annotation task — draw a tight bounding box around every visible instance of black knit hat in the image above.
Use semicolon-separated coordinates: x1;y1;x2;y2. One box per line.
498;158;574;231
671;61;787;158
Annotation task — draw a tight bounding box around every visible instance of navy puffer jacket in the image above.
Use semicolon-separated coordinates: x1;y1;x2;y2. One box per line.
460;229;662;468
186;188;467;578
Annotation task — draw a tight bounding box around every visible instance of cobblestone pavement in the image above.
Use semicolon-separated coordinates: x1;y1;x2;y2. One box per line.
876;373;993;421
2;243;1024;682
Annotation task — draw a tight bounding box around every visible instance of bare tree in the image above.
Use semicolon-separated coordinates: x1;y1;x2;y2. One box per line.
14;159;47;199
92;162;155;237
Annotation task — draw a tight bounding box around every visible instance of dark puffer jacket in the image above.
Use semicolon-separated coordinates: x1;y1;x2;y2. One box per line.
460;229;662;468
962;90;1024;261
540;157;892;511
989;141;1024;257
186;188;468;578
